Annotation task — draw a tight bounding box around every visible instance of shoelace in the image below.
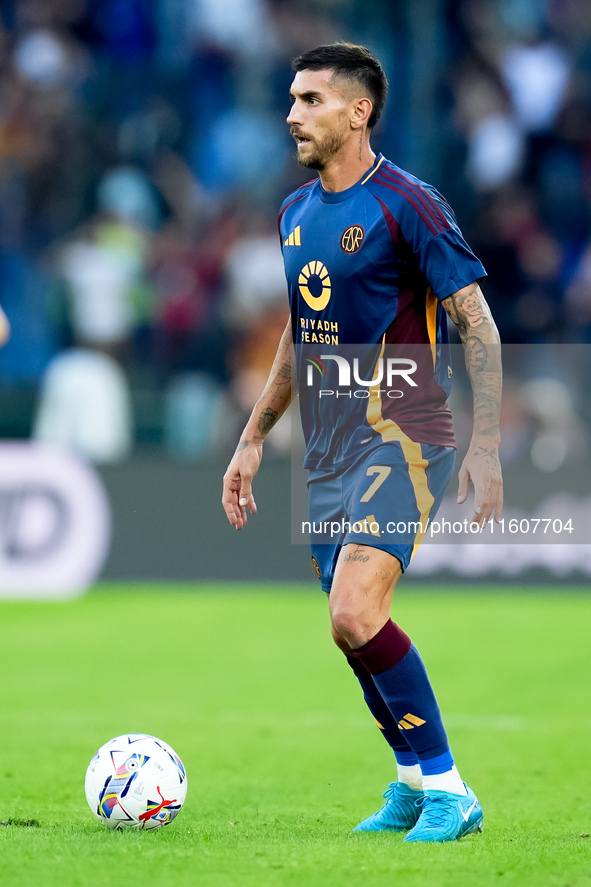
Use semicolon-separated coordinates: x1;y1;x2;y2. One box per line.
413;795;455;827
382;782;398;801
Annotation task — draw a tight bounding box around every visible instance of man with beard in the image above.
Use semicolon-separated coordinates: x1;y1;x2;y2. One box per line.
222;43;502;843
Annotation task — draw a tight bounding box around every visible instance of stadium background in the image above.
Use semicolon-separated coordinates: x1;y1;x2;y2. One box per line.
0;4;590;885
0;0;590;588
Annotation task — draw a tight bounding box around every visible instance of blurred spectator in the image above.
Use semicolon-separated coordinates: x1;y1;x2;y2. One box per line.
0;0;590;464
223;215;287;328
57;167;157;360
519;376;588;473
33;348;133;463
164;371;224;459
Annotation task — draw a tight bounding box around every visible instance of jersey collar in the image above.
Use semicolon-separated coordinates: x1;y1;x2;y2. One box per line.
318;154;384;204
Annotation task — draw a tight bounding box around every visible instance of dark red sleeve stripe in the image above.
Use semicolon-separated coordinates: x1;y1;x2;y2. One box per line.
377;168;450;232
374;194;405;252
277;186;316;238
374;173;449;237
277;194;304;239
373;176;440;237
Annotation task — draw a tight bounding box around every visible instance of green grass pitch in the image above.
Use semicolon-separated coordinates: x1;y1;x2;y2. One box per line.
0;585;590;887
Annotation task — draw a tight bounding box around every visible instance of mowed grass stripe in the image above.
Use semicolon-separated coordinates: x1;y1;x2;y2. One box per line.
0;585;589;887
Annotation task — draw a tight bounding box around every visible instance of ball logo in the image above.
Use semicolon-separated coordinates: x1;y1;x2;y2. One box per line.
299;261;331;311
341;225;365;254
138;787;178;823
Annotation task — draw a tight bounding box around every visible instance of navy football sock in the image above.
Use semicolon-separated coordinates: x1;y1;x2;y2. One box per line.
345;654;418;763
352;620;453;770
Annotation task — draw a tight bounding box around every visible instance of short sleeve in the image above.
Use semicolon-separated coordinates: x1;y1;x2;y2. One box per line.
414;229;487;301
368;169;487;301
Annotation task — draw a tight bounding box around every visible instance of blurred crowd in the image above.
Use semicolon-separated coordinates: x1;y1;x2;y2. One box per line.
0;0;590;467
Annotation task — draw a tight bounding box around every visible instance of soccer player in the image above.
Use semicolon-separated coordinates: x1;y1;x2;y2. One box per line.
222;43;503;843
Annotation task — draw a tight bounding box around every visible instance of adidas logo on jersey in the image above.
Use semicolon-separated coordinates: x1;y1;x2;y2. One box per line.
284;225;301;246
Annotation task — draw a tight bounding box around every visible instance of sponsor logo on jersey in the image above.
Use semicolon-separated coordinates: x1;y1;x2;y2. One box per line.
299;261;331;311
340;224;365;254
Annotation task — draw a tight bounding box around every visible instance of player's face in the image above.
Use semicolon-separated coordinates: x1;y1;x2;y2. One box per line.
287;69;352;170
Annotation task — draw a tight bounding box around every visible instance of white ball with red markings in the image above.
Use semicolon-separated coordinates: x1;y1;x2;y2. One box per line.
85;733;188;830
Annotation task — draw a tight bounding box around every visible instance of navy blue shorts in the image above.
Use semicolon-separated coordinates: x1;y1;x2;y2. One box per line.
308;441;455;592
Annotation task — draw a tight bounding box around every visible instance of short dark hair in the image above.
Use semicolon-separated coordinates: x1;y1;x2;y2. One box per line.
291;43;388;129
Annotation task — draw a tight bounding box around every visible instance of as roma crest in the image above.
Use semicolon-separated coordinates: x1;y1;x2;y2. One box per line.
311;556;322;581
340;225;365;254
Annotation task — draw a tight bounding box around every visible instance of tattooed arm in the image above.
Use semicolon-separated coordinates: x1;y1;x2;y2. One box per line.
441;282;503;526
222;317;293;530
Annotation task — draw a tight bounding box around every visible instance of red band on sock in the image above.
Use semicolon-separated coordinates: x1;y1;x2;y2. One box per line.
345;653;371;678
352;620;411;675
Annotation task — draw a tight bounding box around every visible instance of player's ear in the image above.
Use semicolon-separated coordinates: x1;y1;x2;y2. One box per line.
350;97;373;131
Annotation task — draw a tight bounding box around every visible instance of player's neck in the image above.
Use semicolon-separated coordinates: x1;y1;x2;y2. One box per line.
319;141;376;193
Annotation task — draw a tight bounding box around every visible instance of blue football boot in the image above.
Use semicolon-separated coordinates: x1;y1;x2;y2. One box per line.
354;782;423;832
404;783;483;842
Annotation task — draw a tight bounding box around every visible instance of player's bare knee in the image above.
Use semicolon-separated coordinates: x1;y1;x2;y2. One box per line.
330;623;353;653
330;603;376;649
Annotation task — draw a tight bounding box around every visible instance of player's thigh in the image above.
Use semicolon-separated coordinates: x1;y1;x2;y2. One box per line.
342;441;455;571
307;471;345;593
329;542;402;642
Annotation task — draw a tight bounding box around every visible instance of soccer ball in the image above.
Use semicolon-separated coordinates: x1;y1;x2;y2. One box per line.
85;733;188;830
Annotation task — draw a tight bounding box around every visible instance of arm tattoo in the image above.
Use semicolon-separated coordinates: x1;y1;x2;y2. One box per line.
267;328;293;398
444;283;495;340
235;321;292;451
276;361;292;383
258;407;279;436
465;336;488;371
442;284;502;441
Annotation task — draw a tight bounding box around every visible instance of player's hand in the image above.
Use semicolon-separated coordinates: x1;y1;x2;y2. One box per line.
457;438;503;528
222;441;263;530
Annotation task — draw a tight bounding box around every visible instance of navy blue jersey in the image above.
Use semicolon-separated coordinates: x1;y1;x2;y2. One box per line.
278;154;486;470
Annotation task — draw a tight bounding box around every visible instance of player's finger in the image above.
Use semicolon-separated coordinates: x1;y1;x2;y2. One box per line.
471;504;485;527
473;477;497;527
221;490;241;528
474;489;490;526
470;481;486;526
239;481;257;515
483;475;503;522
222;477;245;528
236;499;255;529
473;505;490;528
239;494;257;514
494;478;504;521
457;466;469;504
